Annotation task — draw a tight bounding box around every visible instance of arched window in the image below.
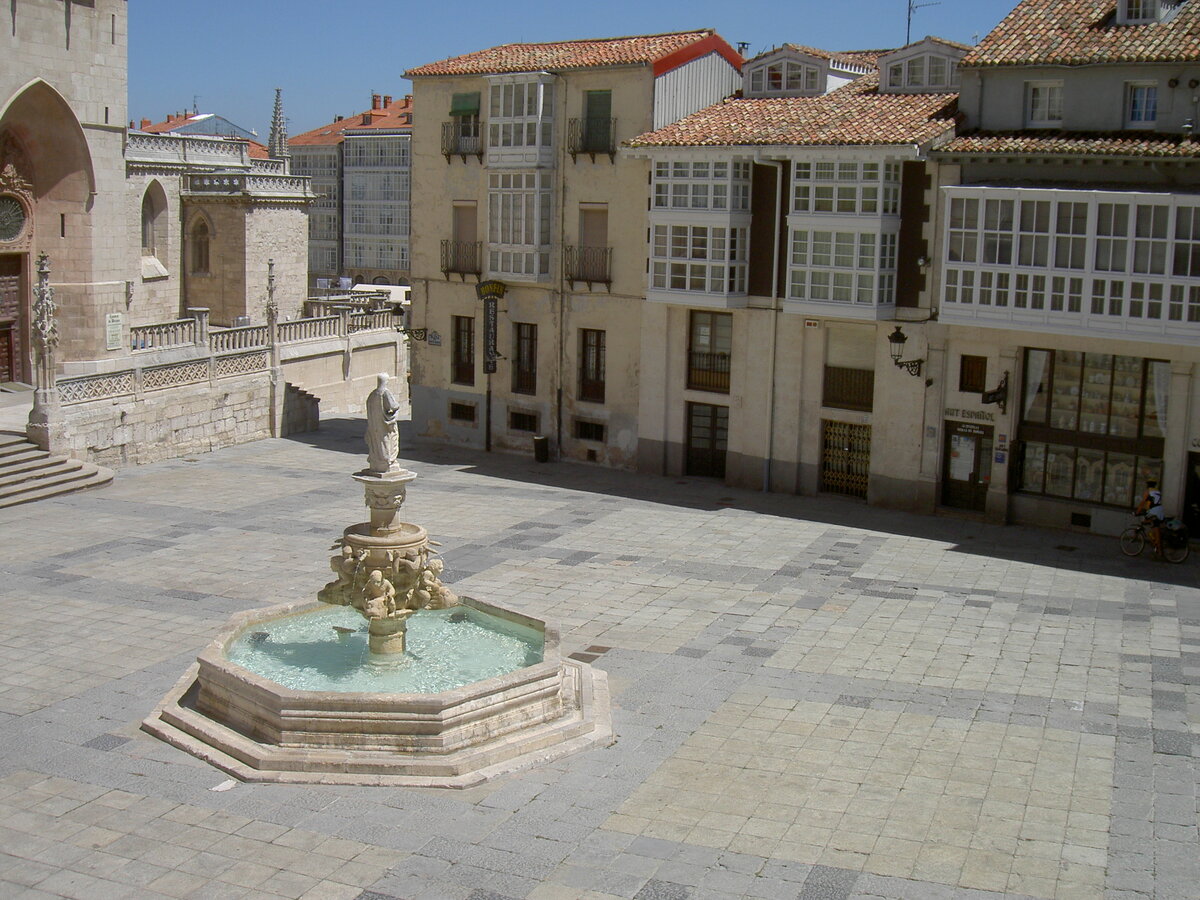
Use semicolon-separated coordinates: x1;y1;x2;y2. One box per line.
191;219;210;274
141;182;167;258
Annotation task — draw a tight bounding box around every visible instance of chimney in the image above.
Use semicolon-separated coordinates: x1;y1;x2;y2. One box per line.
335;115;343;122
372;93;382;110
383;95;392;107
405;94;413;103
140;118;151;129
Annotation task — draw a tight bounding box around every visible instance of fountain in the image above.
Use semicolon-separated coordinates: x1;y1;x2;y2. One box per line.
143;374;611;786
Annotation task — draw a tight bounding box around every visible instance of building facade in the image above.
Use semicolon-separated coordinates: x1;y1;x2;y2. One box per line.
290;95;413;287
405;31;742;466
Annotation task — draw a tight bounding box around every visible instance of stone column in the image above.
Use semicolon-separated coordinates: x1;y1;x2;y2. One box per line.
1163;361;1194;512
188;307;210;346
985;346;1019;525
26;254;66;453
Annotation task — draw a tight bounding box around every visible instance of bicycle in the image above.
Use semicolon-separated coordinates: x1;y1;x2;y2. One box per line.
1120;515;1190;563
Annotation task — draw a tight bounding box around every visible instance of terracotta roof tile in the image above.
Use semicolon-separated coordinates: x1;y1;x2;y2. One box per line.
626;74;958;148
937;129;1200;158
405;30;726;76
963;0;1200;67
290;97;414;148
745;44;890;70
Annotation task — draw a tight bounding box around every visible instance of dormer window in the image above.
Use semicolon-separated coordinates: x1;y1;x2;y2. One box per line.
878;39;966;94
1122;0;1156;21
748;61;821;95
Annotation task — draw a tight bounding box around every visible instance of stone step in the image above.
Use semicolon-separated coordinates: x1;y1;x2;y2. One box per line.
0;452;74;482
0;459;114;508
0;436;38;459
0;458;82;494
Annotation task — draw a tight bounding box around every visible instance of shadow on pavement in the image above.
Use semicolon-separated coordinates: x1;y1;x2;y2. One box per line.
287;417;1198;589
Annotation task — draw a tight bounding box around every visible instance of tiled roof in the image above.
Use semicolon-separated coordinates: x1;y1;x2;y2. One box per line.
405;30;732;76
936;130;1200;158
290;97;414;148
963;0;1200;67
626;74;958;148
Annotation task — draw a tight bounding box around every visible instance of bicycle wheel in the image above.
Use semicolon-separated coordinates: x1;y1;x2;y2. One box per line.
1119;526;1145;557
1162;539;1190;564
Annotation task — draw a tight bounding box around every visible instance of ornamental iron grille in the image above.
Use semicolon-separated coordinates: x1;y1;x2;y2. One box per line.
821;420;871;498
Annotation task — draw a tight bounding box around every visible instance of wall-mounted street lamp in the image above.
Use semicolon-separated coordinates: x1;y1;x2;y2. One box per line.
887;326;924;377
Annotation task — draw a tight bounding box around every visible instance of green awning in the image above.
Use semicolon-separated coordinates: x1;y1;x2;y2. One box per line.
449;92;480;116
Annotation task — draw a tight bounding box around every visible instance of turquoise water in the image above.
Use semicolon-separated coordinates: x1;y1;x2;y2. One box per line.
225;605;544;694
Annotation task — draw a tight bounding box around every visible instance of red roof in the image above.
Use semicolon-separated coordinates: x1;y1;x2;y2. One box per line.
405;30;740;77
290;95;414;148
937;130;1200;159
626;74;958;148
964;0;1200;67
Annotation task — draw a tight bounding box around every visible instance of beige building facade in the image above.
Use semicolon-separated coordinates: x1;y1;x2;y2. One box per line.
405;32;742;467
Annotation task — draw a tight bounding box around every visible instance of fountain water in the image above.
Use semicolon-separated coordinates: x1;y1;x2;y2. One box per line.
143;375;611;786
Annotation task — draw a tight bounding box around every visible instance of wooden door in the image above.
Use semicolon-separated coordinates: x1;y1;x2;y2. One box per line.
0;254;26;384
686;402;728;478
942;421;993;511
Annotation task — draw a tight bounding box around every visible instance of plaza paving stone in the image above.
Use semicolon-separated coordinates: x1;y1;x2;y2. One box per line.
0;416;1196;899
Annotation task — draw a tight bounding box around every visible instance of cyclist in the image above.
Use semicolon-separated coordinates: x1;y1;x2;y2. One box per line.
1135;480;1165;559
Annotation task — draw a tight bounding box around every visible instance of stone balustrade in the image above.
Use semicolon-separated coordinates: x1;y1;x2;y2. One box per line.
210;325;269;353
125;132;252;168
182;173;314;199
131;319;196;352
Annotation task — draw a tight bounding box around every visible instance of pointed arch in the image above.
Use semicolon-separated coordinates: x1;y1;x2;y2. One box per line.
0;78;95;198
140;179;168;258
186;209;213;275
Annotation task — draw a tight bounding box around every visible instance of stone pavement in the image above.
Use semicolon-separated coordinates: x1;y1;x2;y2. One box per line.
0;417;1196;900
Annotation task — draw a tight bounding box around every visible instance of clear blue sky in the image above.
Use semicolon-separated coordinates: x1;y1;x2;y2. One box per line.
129;0;1015;138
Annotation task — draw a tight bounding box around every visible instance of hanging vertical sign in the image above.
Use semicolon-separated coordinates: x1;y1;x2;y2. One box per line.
476;280;505;375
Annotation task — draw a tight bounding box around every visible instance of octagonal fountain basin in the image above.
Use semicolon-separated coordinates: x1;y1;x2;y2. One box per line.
143;598;612;788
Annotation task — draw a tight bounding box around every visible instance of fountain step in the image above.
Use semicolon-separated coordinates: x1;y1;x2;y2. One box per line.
143;659;613;788
0;439;113;508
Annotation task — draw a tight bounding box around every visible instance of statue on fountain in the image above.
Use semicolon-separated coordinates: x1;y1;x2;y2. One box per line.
315;377;460;654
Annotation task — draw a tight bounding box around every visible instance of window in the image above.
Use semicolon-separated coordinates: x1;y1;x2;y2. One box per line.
793;160;892;216
1173;206;1200;276
1026;82;1063;127
141;183;166;259
512;322;537;395
653;160;750;211
1119;0;1158;23
747;60;820;96
452;316;474;385
1133;204;1168;274
446;91;481;155
1126;82;1157;128
650;224;748;295
1017;348;1167;507
574;419;605;442
688;311;732;393
788;229;878;304
579;329;605;403
1054;201;1088;269
1094;203;1129;272
190;219;210;274
948;197;978;263
488;172;552;277
509;410;538;432
488;79;553;149
959;355;988;393
449;402;476;423
1017;199;1050;267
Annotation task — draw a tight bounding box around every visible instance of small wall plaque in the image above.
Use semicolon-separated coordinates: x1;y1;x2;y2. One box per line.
105;312;123;351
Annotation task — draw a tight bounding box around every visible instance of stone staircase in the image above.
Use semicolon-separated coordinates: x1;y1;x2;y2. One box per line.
0;431;114;509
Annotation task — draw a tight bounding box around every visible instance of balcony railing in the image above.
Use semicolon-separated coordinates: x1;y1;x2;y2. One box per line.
579;375;605;404
564;245;612;289
441;122;483;160
822;365;874;412
441;240;482;279
568;117;616;160
687;351;731;393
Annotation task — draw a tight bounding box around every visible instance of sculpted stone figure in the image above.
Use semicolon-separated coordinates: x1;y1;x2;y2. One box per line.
415;558;459;610
361;569;397;619
320;544;365;605
364;372;402;474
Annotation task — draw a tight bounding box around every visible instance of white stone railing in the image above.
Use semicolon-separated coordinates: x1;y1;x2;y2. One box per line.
349;310;393;332
182;172;313;198
58;352;270;405
126;132;251;168
277;315;340;342
131;319;196;352
210;325;268;353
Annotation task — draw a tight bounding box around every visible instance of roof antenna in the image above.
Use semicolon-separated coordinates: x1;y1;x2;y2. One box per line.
192;94;200;115
907;0;941;45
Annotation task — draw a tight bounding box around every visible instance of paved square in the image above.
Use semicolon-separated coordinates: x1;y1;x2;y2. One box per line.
0;419;1195;899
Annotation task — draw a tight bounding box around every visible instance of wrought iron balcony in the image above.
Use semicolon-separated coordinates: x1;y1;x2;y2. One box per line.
687;351;731;393
567;117;616;161
441;121;483;161
564;245;612;290
440;240;482;280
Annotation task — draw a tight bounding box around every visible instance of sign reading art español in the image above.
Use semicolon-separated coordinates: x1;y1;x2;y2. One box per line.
944;407;995;423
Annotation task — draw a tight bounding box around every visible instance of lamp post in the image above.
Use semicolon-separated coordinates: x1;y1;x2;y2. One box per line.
887;325;924;377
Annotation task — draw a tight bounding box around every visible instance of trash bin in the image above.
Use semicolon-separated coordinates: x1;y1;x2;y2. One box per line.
532;435;549;463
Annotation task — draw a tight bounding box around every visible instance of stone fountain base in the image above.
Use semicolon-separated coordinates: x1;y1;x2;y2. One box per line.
141;597;612;787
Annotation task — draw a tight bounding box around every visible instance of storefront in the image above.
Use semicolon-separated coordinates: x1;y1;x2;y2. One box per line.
1015;349;1168;510
942;419;994;511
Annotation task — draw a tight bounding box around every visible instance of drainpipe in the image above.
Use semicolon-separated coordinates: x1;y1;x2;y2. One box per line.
757;157;785;493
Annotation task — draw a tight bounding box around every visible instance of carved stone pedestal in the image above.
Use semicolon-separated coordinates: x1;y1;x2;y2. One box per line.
368;614;410;655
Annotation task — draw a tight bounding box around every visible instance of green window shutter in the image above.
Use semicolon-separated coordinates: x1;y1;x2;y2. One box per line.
449;92;480;116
